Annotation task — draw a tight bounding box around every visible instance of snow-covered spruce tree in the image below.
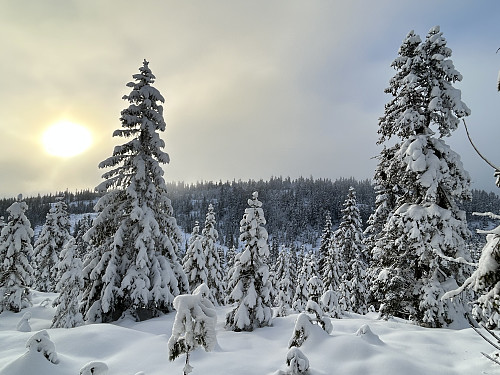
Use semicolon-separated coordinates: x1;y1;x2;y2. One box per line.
320;288;342;319
348;253;369;315
307;276;323;304
274;245;294;317
168;284;217;375
80;60;188;323
225;192;272;331
201;204;225;305
334;187;366;276
0;199;34;312
321;236;342;293
292;251;318;312
372;26;472;327
52;238;84;328
318;212;333;278
74;214;93;259
333;187;368;314
33;196;71;292
364;147;401;310
183;222;208;292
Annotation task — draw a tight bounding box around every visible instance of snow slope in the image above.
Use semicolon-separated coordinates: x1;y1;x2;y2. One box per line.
0;292;496;375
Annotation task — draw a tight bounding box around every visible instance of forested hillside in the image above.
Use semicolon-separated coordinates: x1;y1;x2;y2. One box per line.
0;177;498;248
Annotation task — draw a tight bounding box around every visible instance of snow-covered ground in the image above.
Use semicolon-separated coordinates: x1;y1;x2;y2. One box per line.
0;292;496;375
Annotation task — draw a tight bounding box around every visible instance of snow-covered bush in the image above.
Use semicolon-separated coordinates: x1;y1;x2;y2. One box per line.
288;313;313;348
306;300;333;334
168;283;217;374
80;361;108;375
285;347;310;375
26;330;59;364
17;311;32;332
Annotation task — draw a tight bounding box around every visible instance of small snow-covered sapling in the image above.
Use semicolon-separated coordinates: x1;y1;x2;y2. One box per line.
26;330;59;364
286;347;310;375
168;283;217;375
17;311;32;332
80;361;109;375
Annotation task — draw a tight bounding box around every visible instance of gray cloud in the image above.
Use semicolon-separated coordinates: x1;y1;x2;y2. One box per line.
1;1;499;197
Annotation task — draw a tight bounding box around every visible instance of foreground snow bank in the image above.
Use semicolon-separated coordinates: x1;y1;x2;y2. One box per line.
0;292;496;375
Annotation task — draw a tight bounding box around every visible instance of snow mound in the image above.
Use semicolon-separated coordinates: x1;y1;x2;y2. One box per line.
355;324;385;346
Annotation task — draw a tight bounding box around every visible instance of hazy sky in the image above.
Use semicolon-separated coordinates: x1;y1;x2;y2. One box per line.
1;0;499;198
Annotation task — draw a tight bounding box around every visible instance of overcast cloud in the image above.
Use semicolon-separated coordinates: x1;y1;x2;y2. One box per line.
1;0;499;198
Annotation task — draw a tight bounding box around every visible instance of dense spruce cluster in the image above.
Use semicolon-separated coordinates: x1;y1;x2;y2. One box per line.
2;26;500;337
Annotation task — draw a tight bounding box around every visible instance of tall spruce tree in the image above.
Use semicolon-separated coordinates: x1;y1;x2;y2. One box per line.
334;187;368;314
372;26;472;327
225;192;272;331
318;212;333;279
0;198;34;312
81;60;188;323
33;196;71;292
202;204;225;305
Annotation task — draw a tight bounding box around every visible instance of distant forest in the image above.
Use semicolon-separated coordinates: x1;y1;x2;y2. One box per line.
0;176;498;247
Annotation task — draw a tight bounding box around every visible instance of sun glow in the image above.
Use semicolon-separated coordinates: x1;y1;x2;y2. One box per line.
42;120;92;157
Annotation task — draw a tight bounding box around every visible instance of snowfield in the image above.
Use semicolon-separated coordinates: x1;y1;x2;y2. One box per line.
0;292;496;375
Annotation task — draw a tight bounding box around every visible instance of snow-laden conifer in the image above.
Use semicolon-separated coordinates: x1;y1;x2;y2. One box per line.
373;26;472;327
292;251;318;312
26;330;59;364
318;212;333;278
321;239;342;297
320;289;342;319
274;245;294;317
202;204;225;305
168;283;217;375
333;188;368;314
183;222;208;292
17;312;32;332
0;199;34;312
33;196;71;292
225;192;272;331
74;214;93;259
225;246;237;274
443;212;500;328
51;238;84;328
80;60;188;323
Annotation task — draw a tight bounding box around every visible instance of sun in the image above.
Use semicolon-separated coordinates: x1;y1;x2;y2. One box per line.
42;120;92;157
